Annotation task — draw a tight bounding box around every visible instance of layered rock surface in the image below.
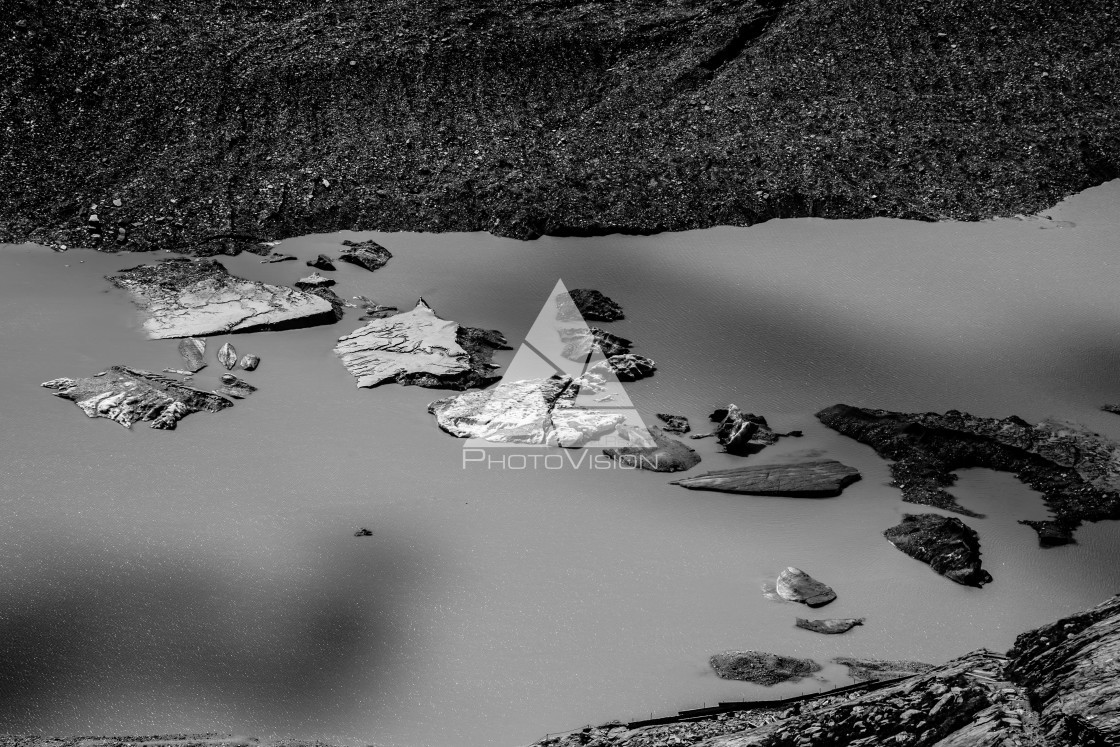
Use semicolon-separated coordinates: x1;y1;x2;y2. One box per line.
816;404;1120;546
108;258;336;339
884;513;992;587
334;299;508;389
671;460;860;497
41;366;232;429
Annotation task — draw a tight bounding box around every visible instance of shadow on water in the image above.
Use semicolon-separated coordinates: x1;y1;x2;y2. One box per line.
0;534;423;735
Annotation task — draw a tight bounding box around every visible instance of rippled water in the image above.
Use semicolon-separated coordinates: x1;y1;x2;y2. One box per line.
2;182;1119;746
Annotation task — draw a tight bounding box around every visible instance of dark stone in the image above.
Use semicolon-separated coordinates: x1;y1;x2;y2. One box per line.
775;567;836;607
260;252;296;263
656;413;690;434
709;651;821;685
603;426;701;472
713;404;781;455
338;239;392;272
306;286;348;321
216;373;257;399
556;289;624;322
307;254;336;271
885;513;992;587
671;459;861;497
354;527;373;537
816;403;1120;546
558;327;632;361
295;272;336;290
585;353;655;382
177;337;206;372
796;618;865;634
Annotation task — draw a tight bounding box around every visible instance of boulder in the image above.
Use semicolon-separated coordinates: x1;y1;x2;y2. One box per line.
306;254;336;271
215;373;257;399
775;567;836;607
108;258;336;339
603;426;701;472
338;239;392;271
585;353;655;381
177;337;206;372
885;513;992;587
709;651;821;685
335;298;508;389
217;342;237;370
558;327;632;361
713;405;781;455
656;413;690;434
670;460;861;497
238;353;260;371
796;618;865;634
816;403;1120;545
556;288;624;322
41;366;232;429
295;272;336;290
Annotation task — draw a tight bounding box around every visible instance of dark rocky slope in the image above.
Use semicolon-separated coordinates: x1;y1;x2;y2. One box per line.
3;1;1118;250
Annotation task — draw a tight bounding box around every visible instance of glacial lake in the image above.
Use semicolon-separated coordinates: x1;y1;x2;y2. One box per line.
2;181;1120;747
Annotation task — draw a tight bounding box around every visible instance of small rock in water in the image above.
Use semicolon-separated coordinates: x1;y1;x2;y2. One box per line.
603;426;701;472
295;272;336;290
338;239;392;272
558;327;632;361
586;353;655;381
178;337;207;372
712;404;783;455
307;254;337;271
797;618;865;635
775;567;836;607
217;342;238;370
216;373;257;399
884;513;992;587
239;353;260;371
833;657;934;682
354;527;373;537
656;413;690;433
355;295;399;320
555;288;624;322
709;650;822;685
670;460;861;497
261;253;297;263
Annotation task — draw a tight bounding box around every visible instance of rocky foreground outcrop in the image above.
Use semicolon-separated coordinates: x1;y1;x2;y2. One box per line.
334;298;509;389
816;404;1120;547
885;513;993;587
108;258;337;339
671;460;861;497
41;366;232;429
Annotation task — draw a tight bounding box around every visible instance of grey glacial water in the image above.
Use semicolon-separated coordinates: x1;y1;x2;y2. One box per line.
2;181;1120;747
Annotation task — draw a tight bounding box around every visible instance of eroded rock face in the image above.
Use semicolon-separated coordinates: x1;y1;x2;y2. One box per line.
1006;595;1120;746
796;618;865;635
334;298;508;389
586;353;655;381
816;403;1120;546
603;426;701;472
709;651;821;685
885;513;992;587
713;405;781;455
775;567;836;607
671;460;861;497
556;288;624;322
108;258;336;339
338;239;392;272
41;366;231;429
177;337;206;372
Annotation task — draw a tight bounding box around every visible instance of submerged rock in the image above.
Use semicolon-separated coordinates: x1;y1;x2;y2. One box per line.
41;366;232;429
108;258;336;339
217;342;237;370
216;373;257;399
295;271;335;290
307;254;336;271
775;567;836;607
656;413;690;434
816;403;1120;546
558;327;632;361
177;337;206;372
556;288;624;322
335;298;508;389
603;426;701;472
885;513;992;587
354;527;373;537
833;657;935;682
709;651;821;685
670;459;861;497
239;353;260;371
338;239;392;272
796;617;865;634
712;405;782;455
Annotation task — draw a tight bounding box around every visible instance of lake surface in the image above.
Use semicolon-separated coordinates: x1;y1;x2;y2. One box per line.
2;182;1120;747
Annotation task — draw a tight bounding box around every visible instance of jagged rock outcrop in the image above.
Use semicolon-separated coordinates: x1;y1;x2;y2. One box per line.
295;272;335;290
556;289;624;322
796;618;864;635
429;376;571;444
108;258;337;339
775;567;836;607
334;298;508;389
307;254;336;271
671;460;861;497
816;404;1120;547
559;327;632;361
41;366;232;429
656;413;691;434
337;239;392;272
603;426;701;472
712;405;783;456
884;513;992;587
709;651;822;686
177;337;206;372
586;353;656;381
